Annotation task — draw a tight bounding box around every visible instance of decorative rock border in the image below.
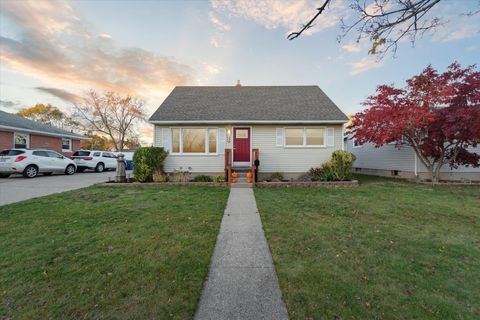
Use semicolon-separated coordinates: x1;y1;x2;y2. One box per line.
100;181;227;187
256;180;359;188
100;181;360;188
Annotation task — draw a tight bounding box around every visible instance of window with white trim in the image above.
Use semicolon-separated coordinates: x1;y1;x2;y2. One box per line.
285;128;303;146
14;133;29;148
353;138;363;148
171;128;218;154
284;128;326;147
62;138;72;151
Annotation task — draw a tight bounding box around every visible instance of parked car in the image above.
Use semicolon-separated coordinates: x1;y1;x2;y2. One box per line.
72;150;118;172
0;149;77;178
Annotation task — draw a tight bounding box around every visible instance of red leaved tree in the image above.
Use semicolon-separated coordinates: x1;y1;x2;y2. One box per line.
349;63;480;183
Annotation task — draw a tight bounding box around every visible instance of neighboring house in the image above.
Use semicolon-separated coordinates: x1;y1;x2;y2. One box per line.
149;85;348;179
345;135;480;182
0;110;87;157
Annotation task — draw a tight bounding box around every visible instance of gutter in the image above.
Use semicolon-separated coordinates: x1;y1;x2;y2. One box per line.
0;125;89;140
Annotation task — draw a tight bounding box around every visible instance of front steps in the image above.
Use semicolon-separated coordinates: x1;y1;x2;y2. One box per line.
230;167;253;188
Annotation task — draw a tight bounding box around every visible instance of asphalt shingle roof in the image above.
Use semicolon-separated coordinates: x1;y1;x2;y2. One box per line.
0;110;85;139
149;86;348;122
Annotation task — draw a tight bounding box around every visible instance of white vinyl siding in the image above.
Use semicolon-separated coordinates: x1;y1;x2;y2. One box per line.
346;138;480;173
153;125;225;173
253;125;343;173
346;138;415;172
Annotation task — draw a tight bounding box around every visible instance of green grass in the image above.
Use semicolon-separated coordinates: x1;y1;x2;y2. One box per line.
255;175;480;320
0;185;228;319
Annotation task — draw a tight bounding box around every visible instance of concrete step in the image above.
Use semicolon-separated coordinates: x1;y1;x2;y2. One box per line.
231;182;253;188
232;167;252;173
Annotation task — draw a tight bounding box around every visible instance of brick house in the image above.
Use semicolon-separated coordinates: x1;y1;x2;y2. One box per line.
0;110;87;157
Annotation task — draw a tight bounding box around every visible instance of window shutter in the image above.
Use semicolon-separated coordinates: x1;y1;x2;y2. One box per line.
276;128;284;147
162;128;172;152
218;128;226;154
327;128;335;147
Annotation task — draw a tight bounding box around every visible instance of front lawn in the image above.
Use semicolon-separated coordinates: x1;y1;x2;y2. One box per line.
0;185;228;319
255;175;480;319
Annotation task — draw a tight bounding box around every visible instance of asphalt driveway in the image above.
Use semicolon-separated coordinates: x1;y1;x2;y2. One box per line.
0;171;132;206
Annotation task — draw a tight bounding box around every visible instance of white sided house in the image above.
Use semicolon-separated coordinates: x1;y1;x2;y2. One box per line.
345;136;480;182
149;85;348;179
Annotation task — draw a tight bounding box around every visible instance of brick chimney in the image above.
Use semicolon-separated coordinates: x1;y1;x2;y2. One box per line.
235;80;241;87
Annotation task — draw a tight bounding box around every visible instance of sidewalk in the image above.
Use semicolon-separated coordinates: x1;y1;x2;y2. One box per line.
194;188;288;320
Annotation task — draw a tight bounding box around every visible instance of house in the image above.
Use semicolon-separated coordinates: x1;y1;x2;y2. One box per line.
345;135;480;182
149;85;348;179
0;110;87;157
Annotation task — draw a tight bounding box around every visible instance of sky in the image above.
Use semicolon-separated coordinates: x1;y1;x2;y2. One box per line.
1;0;479;140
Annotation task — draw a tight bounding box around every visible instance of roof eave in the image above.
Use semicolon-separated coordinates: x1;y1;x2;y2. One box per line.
0;125;88;140
149;120;348;125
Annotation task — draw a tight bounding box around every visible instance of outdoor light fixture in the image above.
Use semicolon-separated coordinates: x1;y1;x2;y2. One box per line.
227;129;232;143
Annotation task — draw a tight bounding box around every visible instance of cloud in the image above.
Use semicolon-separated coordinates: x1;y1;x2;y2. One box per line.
342;43;361;53
0;99;20;109
350;57;383;75
208;12;231;31
0;0;195;101
210;0;345;36
35;87;82;103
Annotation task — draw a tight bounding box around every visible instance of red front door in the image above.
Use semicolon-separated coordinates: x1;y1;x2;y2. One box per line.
233;127;251;162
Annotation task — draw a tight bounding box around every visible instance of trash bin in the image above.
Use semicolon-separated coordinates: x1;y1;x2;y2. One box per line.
126;160;133;170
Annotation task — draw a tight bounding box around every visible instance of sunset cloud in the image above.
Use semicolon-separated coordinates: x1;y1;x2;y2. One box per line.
350;57;383;75
210;0;345;36
0;0;195;103
35;87;82;104
0;100;20;111
342;43;362;53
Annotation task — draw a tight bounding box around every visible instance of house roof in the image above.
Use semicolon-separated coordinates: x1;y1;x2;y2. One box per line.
149;86;348;123
0;110;87;140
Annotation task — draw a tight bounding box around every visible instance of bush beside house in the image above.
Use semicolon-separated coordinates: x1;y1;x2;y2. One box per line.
309;150;356;181
133;147;168;182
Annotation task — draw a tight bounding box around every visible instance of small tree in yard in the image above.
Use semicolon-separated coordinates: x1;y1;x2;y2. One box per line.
350;63;480;183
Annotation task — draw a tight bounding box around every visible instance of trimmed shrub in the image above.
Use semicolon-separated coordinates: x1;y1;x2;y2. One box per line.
320;161;337;181
152;170;168;182
213;175;225;182
169;170;191;182
133;147;168;182
316;150;356;181
270;172;284;181
308;167;323;181
330;150;356;181
192;175;213;182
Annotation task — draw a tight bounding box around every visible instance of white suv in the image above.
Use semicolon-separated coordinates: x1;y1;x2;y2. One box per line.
0;149;77;178
72;150;118;172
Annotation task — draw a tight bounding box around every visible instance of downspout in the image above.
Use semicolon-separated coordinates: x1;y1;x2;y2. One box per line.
414;153;418;178
152;124;157;147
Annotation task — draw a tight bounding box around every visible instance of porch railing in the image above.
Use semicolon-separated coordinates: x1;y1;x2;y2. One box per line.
252;148;259;186
225;148;232;188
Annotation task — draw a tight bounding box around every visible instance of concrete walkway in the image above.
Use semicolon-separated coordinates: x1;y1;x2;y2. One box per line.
194;188;288;320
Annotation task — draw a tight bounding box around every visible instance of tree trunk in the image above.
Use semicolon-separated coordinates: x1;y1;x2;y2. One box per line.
431;163;444;184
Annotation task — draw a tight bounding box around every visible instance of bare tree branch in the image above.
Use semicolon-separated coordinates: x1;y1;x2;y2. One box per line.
287;0;479;58
287;0;331;40
73;90;146;151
